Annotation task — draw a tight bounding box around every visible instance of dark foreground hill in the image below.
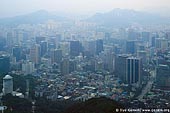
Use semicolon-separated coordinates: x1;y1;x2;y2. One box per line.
63;97;126;113
2;94;126;113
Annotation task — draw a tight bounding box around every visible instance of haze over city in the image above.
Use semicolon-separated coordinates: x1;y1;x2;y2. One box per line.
1;0;170;18
1;0;170;113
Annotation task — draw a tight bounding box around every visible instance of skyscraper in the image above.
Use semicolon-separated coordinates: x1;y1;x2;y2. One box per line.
40;41;47;57
126;40;136;54
107;52;115;73
126;57;141;85
60;58;69;75
149;36;156;47
0;38;6;51
141;32;150;42
69;59;77;73
156;64;170;89
0;54;10;74
12;45;21;62
50;49;62;64
115;54;130;83
137;51;148;64
6;32;13;47
96;39;103;55
155;38;168;49
36;37;46;44
149;33;159;47
59;42;70;56
104;32;111;40
128;30;140;40
87;40;96;57
30;44;41;65
22;61;35;75
70;41;82;57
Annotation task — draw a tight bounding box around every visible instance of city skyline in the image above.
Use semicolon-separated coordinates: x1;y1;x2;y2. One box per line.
1;0;170;112
1;0;170;18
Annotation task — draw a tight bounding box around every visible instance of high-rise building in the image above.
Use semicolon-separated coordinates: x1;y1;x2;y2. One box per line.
12;45;21;62
155;38;168;49
141;32;150;42
16;31;24;46
126;57;141;85
50;49;62;64
41;58;51;68
95;59;103;71
137;51;148;64
3;75;13;95
96;39;103;55
0;38;6;51
107;52;115;73
69;59;77;73
104;32;111;40
30;44;40;65
149;33;159;47
70;41;82;57
40;41;47;57
56;34;62;45
160;39;169;49
48;37;57;49
126;40;136;54
87;40;96;57
165;32;170;40
0;54;10;74
50;49;55;64
155;38;161;48
60;58;69;75
115;54;130;82
55;49;62;63
100;47;115;73
59;42;70;56
56;34;62;41
22;61;35;75
36;37;46;44
128;30;140;40
136;44;145;51
156;64;170;89
6;32;13;47
149;36;156;47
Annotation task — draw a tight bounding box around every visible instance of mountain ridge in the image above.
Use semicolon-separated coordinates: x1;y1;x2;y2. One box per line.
0;10;69;25
0;9;170;26
85;8;170;26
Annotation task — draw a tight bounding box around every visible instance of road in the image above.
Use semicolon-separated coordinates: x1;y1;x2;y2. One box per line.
138;81;153;101
137;70;155;102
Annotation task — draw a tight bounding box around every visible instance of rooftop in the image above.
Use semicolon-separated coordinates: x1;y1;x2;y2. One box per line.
3;75;13;80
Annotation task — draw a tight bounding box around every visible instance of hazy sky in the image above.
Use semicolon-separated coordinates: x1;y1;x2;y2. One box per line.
1;0;170;18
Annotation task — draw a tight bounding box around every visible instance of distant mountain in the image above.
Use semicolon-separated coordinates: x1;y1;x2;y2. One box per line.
0;10;69;25
1;9;170;26
86;9;170;26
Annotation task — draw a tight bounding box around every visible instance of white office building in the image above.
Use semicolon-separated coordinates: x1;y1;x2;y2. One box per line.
2;75;13;95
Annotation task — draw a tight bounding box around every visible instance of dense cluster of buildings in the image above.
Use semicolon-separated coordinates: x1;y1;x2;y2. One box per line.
0;22;170;108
